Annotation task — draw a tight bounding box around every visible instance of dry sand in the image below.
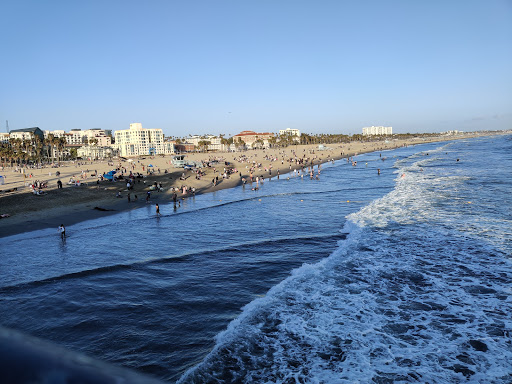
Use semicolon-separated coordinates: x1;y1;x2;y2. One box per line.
0;136;468;238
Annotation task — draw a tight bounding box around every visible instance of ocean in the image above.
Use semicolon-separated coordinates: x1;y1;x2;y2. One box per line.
0;135;511;383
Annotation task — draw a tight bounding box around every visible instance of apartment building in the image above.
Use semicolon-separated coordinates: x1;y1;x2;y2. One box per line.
362;126;393;136
115;123;174;157
44;128;112;146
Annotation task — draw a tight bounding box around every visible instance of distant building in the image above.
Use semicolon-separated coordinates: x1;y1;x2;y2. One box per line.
233;130;274;148
78;145;118;160
9;127;45;142
187;135;224;151
0;132;9;143
115;123;174;157
279;128;301;142
45;128;112;146
175;143;195;153
442;130;463;135
362;126;393;136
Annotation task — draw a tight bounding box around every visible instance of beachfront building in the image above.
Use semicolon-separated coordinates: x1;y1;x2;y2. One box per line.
9;127;45;142
279;128;301;142
442;130;464;136
233;130;275;148
362;126;393;136
0;132;9;143
44;130;66;139
44;128;112;146
187;135;224;151
115;123;174;157
78;145;118;160
175;143;195;153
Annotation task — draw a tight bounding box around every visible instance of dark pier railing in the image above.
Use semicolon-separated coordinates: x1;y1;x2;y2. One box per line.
0;326;166;384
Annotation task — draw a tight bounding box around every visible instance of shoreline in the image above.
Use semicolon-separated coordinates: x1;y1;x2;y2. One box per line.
0;135;488;238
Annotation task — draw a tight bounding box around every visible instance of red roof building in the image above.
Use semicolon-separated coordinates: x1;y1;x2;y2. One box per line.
232;130;275;147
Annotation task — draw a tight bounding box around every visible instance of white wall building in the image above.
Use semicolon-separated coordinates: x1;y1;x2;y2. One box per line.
187;135;224;151
362;126;393;136
279;128;301;142
115;123;174;157
279;128;300;137
45;128;111;146
44;130;66;138
78;145;118;160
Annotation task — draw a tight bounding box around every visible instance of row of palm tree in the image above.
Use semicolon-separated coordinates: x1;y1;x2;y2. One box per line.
0;134;70;167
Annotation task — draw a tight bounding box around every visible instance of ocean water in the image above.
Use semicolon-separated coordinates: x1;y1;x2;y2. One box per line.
1;135;511;383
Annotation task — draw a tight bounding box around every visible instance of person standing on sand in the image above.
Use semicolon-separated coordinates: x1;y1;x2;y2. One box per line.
58;224;66;239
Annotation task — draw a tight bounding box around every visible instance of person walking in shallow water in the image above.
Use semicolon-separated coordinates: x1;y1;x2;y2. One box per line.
156;203;160;216
58;224;66;239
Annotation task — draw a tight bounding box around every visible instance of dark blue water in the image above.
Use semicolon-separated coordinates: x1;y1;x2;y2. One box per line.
1;135;511;383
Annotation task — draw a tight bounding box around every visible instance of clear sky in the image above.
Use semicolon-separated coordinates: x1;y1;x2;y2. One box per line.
1;0;511;136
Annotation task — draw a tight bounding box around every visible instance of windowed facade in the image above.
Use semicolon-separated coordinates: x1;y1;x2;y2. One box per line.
115;123;174;157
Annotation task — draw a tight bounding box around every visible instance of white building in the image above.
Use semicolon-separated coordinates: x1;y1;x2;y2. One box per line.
45;128;112;146
44;130;66;138
78;146;118;160
9;127;45;142
279;128;300;136
442;130;463;136
362;126;393;136
279;128;301;142
115;123;174;157
187;135;224;151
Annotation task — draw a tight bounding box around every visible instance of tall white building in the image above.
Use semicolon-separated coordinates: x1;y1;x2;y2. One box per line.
362;126;393;136
115;123;174;157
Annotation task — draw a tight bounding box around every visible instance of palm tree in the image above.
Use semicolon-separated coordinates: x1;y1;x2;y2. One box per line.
197;140;211;152
34;136;43;166
44;134;55;161
54;137;67;163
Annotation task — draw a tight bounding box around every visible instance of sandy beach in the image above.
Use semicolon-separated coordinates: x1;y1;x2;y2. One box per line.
0;136;474;238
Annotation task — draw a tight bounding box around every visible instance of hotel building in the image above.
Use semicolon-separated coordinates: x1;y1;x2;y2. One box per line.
115;123;174;157
362;126;393;136
233;130;275;148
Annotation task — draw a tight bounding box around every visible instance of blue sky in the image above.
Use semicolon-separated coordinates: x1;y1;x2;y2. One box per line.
1;0;511;136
